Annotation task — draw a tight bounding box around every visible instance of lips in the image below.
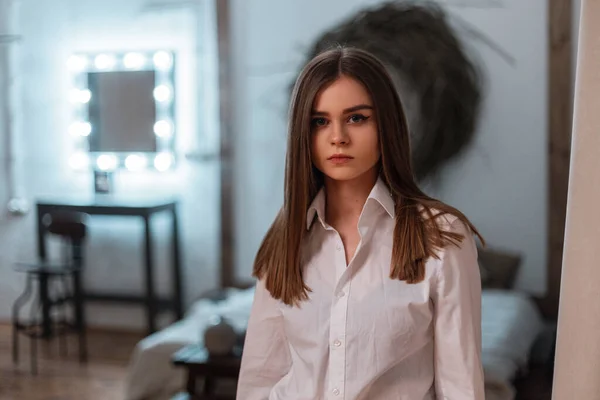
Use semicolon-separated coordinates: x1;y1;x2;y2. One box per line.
327;154;354;164
328;154;353;160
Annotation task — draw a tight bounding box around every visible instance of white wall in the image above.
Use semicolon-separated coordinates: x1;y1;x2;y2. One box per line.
0;0;551;331
230;0;549;294
0;0;221;329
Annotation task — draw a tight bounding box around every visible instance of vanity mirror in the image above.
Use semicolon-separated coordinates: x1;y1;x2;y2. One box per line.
67;50;176;172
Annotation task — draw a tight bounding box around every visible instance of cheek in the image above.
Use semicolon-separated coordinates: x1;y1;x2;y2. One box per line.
313;129;330;149
355;126;380;159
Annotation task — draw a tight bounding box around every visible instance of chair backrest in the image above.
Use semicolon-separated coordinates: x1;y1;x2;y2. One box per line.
44;211;88;242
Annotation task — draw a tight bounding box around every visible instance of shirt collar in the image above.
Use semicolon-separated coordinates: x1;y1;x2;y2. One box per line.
306;177;395;230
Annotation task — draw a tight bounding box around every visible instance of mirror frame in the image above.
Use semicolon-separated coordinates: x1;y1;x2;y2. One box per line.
67;49;177;172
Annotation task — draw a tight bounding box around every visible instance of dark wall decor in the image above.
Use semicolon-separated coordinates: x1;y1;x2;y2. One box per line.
298;1;484;181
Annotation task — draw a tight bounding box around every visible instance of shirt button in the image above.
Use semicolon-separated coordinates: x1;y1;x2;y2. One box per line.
337;291;345;298
332;388;340;396
333;339;342;347
335;244;342;251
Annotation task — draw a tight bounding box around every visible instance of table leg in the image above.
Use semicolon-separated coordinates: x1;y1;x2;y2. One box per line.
36;205;47;260
172;205;183;320
72;269;87;362
36;205;52;338
203;376;216;395
38;273;52;339
143;215;156;334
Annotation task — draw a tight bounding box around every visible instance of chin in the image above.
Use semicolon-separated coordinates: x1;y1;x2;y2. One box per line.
323;169;368;182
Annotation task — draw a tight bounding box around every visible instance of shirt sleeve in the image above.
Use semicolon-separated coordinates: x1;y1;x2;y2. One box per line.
236;278;292;400
431;218;485;400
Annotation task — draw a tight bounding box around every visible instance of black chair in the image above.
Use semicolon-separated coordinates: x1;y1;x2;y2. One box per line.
12;210;88;374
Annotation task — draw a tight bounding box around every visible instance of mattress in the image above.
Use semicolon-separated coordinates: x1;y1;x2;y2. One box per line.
481;289;545;400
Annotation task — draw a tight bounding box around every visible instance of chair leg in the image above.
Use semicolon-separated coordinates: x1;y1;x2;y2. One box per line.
73;270;87;363
12;275;33;367
12;323;19;365
78;329;87;363
58;275;69;358
59;327;68;358
30;333;38;375
29;278;44;375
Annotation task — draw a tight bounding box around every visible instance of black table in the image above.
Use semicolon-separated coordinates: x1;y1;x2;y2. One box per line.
172;344;241;400
36;195;184;336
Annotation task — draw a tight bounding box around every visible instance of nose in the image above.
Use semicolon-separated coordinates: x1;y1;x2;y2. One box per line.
330;122;349;146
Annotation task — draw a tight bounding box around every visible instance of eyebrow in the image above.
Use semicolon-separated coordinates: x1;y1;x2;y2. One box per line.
311;104;374;116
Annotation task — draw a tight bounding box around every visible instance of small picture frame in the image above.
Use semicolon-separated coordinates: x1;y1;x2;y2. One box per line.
94;170;113;194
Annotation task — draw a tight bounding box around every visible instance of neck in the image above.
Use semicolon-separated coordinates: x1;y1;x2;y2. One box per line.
324;170;378;227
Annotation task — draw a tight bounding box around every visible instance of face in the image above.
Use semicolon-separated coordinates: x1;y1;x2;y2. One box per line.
310;75;380;184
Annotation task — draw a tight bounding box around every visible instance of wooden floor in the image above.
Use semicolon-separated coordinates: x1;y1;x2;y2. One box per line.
0;324;143;400
0;322;554;400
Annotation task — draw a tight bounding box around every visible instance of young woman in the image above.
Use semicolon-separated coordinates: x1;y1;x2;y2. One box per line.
237;47;485;400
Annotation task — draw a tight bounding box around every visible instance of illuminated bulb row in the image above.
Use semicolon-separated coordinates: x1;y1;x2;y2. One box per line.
69;85;172;104
67;51;173;72
69;152;174;172
68;120;173;138
69;84;172;105
69;85;173;109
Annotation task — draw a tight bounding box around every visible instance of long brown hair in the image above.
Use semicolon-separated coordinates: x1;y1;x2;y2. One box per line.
253;47;483;306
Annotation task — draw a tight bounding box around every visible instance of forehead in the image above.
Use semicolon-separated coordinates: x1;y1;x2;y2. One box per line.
312;75;372;112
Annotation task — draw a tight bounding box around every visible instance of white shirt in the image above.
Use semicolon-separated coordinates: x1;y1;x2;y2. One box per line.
237;179;485;400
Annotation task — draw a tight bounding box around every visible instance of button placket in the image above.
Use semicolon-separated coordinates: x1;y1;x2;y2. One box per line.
329;230;351;398
329;279;349;399
335;235;345;280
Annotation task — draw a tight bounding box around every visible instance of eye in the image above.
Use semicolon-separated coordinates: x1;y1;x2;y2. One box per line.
311;117;328;127
348;114;369;124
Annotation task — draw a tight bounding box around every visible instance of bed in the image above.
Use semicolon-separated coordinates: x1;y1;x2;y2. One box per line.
480;289;545;400
124;285;545;400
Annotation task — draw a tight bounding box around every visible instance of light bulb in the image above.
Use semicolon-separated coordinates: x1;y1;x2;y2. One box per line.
124;52;146;69
69;121;92;137
96;154;118;171
125;154;148;171
153;120;174;138
153;85;172;102
94;54;116;70
153;51;173;70
69;89;91;104
79;89;92;103
154;153;173;172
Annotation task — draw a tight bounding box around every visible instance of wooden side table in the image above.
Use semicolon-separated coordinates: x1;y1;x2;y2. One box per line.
171;344;242;400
